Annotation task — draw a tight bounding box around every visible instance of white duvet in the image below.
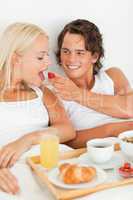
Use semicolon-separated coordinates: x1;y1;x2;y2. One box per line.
0;144;72;200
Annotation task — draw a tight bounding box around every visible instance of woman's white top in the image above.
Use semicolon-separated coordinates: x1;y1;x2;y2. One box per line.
0;85;73;200
63;70;132;130
0;86;49;146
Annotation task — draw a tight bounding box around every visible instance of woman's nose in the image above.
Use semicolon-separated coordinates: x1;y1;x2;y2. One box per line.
45;56;52;66
47;57;52;66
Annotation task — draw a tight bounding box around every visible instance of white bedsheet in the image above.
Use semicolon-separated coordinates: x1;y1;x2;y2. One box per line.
0;144;133;200
0;144;72;200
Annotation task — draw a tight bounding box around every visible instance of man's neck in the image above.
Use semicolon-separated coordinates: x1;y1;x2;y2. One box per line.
71;72;95;90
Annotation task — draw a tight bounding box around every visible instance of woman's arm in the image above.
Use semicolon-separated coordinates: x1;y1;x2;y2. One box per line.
23;87;76;145
0;87;75;168
41;86;76;143
65;120;133;148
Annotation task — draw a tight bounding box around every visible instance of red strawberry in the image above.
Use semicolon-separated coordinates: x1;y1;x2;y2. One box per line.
123;162;131;169
48;72;55;79
119;162;133;178
119;167;125;172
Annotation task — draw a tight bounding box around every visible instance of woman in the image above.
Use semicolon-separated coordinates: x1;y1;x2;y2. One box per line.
0;22;75;195
49;19;133;148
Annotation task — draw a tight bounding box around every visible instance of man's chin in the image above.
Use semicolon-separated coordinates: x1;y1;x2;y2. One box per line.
65;72;81;79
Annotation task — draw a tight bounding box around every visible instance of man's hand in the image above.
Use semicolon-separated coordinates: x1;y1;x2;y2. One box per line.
49;73;83;101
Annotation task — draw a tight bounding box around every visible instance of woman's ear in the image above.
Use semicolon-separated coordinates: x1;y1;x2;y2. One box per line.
92;52;99;64
11;52;21;67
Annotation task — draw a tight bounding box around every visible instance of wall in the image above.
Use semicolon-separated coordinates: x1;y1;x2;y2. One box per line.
0;0;132;84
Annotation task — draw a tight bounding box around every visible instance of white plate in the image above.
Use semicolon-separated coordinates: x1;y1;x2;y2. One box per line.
78;152;125;170
48;165;107;189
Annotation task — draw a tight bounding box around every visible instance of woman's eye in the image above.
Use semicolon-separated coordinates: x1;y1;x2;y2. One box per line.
64;50;68;53
38;57;43;60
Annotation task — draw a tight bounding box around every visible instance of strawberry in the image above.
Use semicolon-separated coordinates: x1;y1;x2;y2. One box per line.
48;72;55;79
119;167;125;172
123;162;131;169
118;162;133;178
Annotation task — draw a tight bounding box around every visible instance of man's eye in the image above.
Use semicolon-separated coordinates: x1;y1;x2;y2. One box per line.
77;51;85;55
61;50;69;54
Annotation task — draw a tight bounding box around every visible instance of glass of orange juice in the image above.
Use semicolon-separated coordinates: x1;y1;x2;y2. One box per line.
40;134;59;169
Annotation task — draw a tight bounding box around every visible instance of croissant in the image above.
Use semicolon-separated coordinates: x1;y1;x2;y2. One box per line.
59;163;96;184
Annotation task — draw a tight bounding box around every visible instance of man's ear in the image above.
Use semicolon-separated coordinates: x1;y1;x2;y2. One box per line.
92;52;99;64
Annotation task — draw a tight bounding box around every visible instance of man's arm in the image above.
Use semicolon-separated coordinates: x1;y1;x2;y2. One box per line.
76;68;133;118
65;120;133;148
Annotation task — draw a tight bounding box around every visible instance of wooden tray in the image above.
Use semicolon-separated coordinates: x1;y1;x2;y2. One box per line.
27;145;133;200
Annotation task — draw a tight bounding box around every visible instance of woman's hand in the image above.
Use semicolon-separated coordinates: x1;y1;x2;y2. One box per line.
49;73;83;101
0;136;32;168
0;168;19;194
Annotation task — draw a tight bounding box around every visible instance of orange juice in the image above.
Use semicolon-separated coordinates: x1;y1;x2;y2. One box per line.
40;134;59;169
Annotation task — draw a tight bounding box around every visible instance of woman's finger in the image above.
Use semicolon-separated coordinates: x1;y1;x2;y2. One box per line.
2;168;19;185
0;149;10;167
0;179;12;194
0;169;19;194
8;153;19;167
0;151;15;168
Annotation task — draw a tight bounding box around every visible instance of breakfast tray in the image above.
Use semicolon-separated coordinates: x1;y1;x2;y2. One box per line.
27;145;133;200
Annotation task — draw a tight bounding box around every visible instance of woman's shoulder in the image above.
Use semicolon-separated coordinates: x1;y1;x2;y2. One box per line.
0;88;37;102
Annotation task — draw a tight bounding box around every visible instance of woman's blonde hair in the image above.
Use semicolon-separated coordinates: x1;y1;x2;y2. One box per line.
0;22;47;90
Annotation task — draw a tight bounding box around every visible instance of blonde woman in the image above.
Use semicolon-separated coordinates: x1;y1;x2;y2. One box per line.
0;22;75;195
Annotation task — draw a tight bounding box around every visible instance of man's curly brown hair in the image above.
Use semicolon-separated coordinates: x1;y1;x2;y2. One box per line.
56;19;104;75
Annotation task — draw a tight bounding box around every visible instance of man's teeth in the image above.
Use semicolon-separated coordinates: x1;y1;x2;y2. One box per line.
67;65;80;69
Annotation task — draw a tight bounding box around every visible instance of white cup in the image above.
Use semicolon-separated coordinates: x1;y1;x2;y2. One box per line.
118;130;133;161
87;138;114;164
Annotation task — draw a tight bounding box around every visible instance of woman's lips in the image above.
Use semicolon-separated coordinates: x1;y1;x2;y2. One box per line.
39;71;45;81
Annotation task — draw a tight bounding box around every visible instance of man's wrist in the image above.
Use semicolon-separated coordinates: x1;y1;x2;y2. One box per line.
75;88;90;106
74;88;84;103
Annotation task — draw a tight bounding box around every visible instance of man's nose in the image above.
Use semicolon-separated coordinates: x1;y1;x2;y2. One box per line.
68;52;77;63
